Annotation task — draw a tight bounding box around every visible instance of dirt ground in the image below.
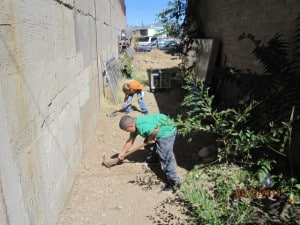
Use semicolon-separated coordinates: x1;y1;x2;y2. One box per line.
56;50;215;225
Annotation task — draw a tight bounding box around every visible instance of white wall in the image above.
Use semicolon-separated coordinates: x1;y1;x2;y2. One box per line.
0;0;125;224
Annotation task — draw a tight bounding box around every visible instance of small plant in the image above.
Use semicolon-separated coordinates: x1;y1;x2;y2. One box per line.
182;163;260;225
119;52;134;79
268;177;300;224
277;177;300;206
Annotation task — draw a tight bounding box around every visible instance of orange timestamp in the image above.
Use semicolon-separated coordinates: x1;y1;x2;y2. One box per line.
233;189;283;199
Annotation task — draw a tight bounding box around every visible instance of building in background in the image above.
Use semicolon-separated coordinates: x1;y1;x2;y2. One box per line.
131;23;165;38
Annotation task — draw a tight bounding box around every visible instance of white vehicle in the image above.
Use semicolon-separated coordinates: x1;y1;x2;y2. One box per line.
136;36;158;46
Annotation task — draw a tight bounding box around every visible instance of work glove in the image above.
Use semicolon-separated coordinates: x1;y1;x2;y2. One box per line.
122;102;128;109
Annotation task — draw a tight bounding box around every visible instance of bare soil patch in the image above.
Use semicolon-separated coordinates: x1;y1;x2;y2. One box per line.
56;50;214;225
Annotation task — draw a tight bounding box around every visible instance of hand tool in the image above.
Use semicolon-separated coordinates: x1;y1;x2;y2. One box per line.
106;96;142;117
102;143;147;168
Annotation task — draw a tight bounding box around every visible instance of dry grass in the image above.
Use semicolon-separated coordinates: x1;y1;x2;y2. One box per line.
102;49;182;112
102;77;128;111
132;50;181;82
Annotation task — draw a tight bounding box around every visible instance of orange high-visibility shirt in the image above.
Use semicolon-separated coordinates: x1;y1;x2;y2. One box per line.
128;80;143;93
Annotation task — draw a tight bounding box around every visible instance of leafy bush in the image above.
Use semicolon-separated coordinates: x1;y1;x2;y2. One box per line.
175;75;290;164
175;74;299;224
119;52;134;79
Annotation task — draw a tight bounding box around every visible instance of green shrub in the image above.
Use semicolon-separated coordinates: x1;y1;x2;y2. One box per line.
175;75;290;164
182;163;260;225
119;52;134;79
175;74;299;224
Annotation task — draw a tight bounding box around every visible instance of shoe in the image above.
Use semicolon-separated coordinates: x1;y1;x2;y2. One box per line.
144;160;160;166
145;154;160;165
161;183;173;193
173;181;181;192
161;181;181;193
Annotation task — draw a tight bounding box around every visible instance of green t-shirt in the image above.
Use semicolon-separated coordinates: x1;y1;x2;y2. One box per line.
130;114;176;139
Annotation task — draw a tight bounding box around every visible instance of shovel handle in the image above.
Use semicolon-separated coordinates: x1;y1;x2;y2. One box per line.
102;143;147;168
106;96;143;117
125;142;148;157
123;96;142;108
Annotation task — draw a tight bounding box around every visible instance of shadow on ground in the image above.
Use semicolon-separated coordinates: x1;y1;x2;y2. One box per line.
146;68;217;171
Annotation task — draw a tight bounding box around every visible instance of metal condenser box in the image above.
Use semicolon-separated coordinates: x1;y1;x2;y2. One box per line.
150;69;171;92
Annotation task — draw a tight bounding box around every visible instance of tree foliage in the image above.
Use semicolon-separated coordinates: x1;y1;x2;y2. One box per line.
156;0;187;37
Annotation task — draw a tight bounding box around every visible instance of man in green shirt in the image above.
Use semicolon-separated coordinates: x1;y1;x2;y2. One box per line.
118;114;180;193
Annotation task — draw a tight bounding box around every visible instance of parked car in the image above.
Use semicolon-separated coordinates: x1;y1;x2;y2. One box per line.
135;41;158;52
159;41;181;55
136;36;158;46
157;39;176;49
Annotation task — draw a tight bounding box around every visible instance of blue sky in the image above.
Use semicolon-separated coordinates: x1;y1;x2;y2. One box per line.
125;0;170;26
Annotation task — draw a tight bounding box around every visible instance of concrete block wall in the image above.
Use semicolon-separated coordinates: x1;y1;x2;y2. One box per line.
0;0;125;225
198;0;300;72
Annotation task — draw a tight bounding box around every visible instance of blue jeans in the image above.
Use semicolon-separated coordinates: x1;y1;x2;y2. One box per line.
124;92;148;113
146;131;180;184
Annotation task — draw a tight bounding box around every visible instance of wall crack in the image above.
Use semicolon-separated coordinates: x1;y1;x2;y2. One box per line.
53;0;73;10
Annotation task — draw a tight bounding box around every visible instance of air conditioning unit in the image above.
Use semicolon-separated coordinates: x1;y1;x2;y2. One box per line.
150;69;171;92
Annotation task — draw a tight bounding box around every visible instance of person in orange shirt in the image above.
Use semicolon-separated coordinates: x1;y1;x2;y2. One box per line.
122;80;149;114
